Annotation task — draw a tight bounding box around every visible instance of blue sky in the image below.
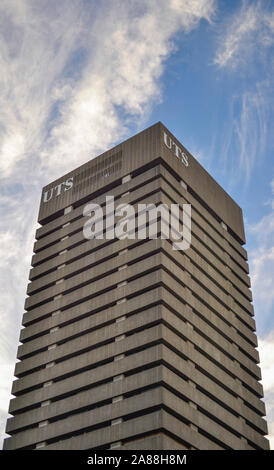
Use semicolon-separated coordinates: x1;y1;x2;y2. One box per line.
0;0;273;448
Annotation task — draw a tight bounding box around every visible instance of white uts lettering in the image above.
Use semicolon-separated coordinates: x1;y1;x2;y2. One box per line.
163;132;189;167
43;177;73;203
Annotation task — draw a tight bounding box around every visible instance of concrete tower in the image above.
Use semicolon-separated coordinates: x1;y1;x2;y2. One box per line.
3;123;269;450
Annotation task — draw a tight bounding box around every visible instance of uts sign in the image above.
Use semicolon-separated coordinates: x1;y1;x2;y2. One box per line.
163;132;189;167
43;177;73;203
42;132;188;204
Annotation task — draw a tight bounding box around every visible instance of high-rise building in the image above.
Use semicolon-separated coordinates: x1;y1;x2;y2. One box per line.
3;122;269;450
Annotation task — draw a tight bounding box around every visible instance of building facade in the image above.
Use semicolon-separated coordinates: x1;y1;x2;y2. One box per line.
4;122;269;450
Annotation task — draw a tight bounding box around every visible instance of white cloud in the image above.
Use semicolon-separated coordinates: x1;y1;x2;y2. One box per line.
211;1;274;186
0;364;15;450
0;0;216;449
247;179;274;448
250;245;274;319
214;0;274;69
258;331;274;449
258;331;274;393
0;0;86;178
41;0;216;174
217;79;271;186
233;83;268;183
0;0;217;180
248;178;274;325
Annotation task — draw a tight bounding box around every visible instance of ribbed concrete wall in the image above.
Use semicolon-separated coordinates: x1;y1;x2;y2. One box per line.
3;123;269;450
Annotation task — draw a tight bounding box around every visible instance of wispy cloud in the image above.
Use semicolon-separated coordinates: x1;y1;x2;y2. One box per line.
211;1;274;187
258;331;274;394
232;80;269;184
258;331;274;449
0;0;216;180
214;0;274;69
250;244;274;324
0;0;216;448
248;178;274;449
0;0;86;178
40;0;216;174
215;79;272;187
248;178;274;329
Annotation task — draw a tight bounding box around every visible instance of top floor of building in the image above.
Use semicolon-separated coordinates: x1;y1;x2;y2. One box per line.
38;122;245;245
